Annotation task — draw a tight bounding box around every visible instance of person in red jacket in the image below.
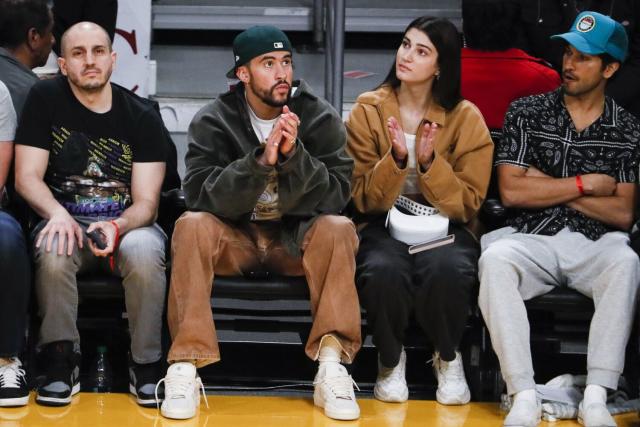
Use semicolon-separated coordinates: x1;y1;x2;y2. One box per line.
461;0;560;130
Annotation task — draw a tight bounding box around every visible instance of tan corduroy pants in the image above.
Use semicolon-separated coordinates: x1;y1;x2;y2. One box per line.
167;211;362;368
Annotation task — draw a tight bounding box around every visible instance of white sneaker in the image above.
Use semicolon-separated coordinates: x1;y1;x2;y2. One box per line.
504;397;541;427
578;401;617;427
158;362;208;420
374;349;408;403
433;352;471;405
0;358;29;407
313;362;360;420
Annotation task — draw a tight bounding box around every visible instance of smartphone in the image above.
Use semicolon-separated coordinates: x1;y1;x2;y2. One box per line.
408;234;455;254
86;229;108;250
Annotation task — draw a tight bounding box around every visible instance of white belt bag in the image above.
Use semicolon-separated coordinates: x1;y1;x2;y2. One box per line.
385;195;449;245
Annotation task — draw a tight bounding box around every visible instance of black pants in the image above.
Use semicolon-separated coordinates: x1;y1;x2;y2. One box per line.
0;210;31;357
356;220;479;368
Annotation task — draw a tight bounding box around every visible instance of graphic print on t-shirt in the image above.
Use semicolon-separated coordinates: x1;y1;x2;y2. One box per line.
48;125;132;217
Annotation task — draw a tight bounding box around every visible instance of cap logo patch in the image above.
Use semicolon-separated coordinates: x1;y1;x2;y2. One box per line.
274;42;284;48
577;15;596;32
235;55;240;61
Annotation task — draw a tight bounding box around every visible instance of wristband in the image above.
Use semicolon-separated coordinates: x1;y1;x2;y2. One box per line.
576;174;585;196
109;220;120;271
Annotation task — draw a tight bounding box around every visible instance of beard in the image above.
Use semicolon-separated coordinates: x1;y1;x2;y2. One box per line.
68;66;113;93
35;50;50;68
250;80;291;107
562;71;603;98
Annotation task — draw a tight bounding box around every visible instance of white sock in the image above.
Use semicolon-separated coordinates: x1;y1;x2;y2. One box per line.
318;335;342;364
513;388;537;404
583;384;607;406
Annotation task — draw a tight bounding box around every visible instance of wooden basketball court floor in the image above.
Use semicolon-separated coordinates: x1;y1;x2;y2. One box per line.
1;393;638;427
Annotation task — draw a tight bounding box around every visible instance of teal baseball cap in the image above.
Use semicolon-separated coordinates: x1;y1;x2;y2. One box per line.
226;25;293;78
551;11;628;62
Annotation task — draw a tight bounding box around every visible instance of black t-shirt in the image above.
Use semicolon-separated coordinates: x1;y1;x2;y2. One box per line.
15;76;167;218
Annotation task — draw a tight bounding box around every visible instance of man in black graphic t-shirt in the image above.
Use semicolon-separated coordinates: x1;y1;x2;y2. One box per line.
15;22;167;408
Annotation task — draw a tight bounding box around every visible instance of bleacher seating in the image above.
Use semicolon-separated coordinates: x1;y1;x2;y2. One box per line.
152;0;461;33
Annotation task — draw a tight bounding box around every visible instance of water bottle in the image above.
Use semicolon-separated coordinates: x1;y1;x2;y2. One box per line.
90;345;113;392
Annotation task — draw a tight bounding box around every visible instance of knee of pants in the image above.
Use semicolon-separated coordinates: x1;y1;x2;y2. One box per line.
34;235;78;276
599;246;639;273
358;264;411;308
117;227;166;278
358;280;411;312
415;272;476;305
416;256;478;291
595;248;640;292
478;239;522;279
308;215;358;249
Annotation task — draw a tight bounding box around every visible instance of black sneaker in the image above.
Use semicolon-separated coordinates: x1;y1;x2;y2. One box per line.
36;341;81;407
0;358;29;407
129;359;164;407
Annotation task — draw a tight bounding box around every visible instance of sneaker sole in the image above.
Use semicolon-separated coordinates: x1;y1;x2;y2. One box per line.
160;405;198;420
313;391;360;421
0;395;30;407
160;396;201;420
436;388;471;406
577;410;616;427
128;384;162;407
373;386;409;403
36;382;80;407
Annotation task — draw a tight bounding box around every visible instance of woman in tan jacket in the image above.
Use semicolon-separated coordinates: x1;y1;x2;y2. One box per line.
346;16;493;405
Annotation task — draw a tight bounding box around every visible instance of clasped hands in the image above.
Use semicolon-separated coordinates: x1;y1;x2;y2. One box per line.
258;105;301;167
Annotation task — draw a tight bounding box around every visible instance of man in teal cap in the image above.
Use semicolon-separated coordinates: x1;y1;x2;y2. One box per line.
158;25;362;421
479;11;640;427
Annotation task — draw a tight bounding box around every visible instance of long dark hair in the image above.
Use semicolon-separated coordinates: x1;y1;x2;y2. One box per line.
379;16;462;111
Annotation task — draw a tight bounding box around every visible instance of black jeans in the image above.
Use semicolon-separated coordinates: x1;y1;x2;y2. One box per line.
356;219;479;368
0;210;31;357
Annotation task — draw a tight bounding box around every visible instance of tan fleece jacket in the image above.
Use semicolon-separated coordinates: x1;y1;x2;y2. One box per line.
346;85;493;226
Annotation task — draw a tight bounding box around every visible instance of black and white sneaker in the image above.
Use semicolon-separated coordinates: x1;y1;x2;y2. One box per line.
0;358;29;407
36;341;81;407
129;360;164;407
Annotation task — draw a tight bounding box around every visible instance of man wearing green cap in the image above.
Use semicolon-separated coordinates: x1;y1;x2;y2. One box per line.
478;11;640;427
158;25;361;421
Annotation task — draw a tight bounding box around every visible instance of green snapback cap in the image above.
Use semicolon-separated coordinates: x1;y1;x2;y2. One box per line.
226;25;293;79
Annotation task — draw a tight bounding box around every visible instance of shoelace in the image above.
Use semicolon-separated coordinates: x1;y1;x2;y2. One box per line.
154;375;209;411
433;356;465;384
0;360;25;388
314;374;360;400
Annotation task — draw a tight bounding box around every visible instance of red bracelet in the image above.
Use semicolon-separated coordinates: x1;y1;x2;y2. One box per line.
576;174;585;196
109;220;120;271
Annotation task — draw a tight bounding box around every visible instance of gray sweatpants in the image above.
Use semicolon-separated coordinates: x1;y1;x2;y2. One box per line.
478;227;640;395
33;218;167;364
